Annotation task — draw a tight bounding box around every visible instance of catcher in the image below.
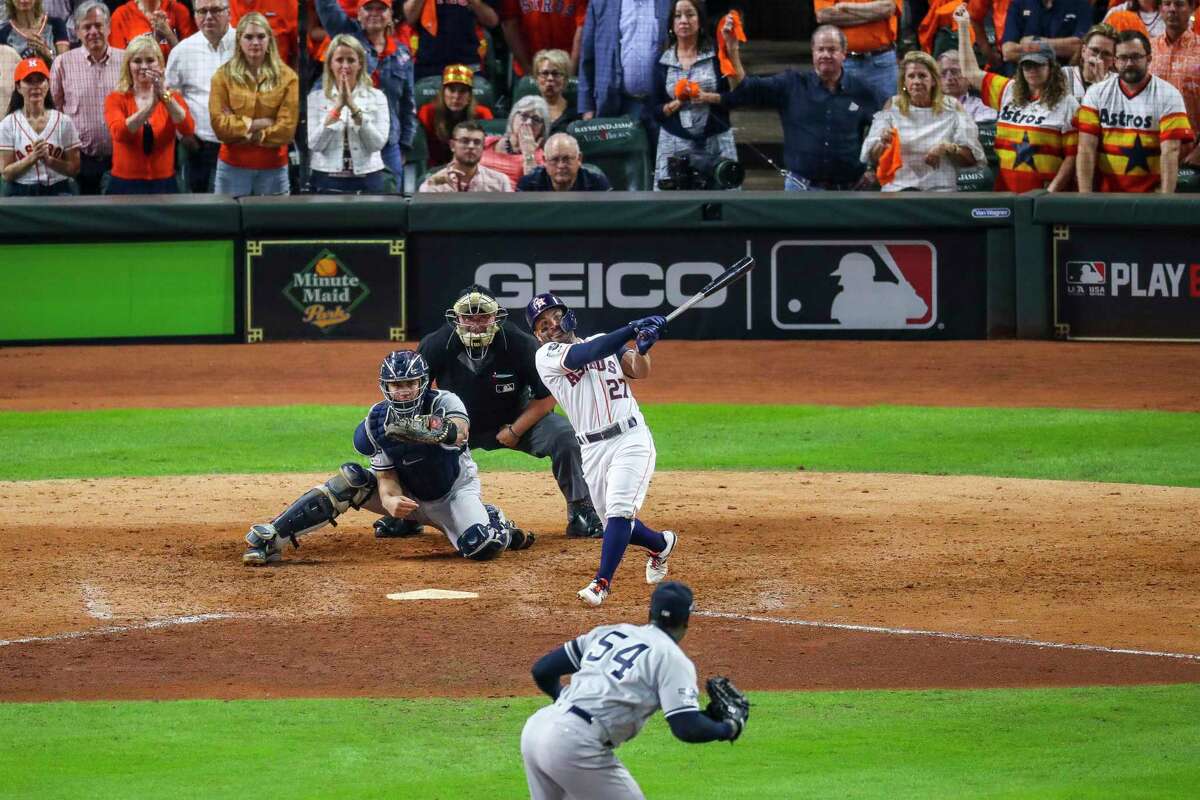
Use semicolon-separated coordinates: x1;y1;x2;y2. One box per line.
241;349;534;565
520;581;750;799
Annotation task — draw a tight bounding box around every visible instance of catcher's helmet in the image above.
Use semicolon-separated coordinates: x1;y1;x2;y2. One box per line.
446;285;508;361
650;581;694;629
379;350;430;417
525;292;577;334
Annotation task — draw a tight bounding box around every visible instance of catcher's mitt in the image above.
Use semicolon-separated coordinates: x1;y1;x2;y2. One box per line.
383;412;459;446
704;676;750;741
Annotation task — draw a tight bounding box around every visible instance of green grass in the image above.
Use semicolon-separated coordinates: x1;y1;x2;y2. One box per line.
2;685;1198;799
2;404;1199;486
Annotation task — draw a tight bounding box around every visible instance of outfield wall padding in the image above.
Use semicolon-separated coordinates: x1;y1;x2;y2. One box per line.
6;192;1192;345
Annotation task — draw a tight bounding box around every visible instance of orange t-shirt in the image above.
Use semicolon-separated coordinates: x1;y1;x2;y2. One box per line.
813;0;902;53
105;91;195;180
967;0;1011;47
108;0;197;60
230;0;299;67
499;0;588;76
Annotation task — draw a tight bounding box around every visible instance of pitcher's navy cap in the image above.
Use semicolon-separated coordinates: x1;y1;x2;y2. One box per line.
650;581;694;627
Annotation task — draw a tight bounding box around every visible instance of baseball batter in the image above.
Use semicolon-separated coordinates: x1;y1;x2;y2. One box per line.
241;349;533;565
525;293;675;606
521;582;747;799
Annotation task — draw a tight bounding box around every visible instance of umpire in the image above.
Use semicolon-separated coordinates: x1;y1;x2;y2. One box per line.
378;285;603;539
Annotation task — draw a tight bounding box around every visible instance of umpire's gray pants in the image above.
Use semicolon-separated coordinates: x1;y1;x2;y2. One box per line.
481;412;590;505
520;705;644;800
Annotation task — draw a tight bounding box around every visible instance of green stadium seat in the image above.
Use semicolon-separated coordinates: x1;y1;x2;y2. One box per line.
956;163;995;192
480;117;509;136
565;116;651;191
511;74;578;110
404;125;432;194
1176;166;1200;193
414;74;498;113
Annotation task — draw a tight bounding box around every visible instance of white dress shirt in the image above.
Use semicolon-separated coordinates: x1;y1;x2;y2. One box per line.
307;84;390;175
165;27;237;143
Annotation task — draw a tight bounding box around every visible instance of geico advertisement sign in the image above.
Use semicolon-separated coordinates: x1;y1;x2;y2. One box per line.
476;261;732;310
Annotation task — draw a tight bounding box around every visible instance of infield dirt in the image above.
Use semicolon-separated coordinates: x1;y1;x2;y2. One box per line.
1;341;1198;701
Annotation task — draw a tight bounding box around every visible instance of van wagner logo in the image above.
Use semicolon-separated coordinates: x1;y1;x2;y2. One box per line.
284;249;371;330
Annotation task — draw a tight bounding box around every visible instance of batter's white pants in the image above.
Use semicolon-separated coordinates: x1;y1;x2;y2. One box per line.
580;425;656;521
520;704;645;800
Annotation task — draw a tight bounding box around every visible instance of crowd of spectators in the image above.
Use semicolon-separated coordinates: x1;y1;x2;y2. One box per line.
0;0;1197;197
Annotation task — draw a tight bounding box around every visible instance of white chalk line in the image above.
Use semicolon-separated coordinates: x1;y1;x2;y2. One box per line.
694;610;1200;662
0;612;240;648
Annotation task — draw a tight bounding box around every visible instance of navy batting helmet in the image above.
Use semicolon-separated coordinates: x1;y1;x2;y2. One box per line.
379;350;430;417
650;581;694;629
524;292;577;333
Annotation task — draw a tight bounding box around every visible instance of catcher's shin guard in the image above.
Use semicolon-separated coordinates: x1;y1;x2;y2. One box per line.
246;463;377;553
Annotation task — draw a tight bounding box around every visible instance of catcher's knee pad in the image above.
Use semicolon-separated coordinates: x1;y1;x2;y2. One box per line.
322;462;377;513
458;522;508;561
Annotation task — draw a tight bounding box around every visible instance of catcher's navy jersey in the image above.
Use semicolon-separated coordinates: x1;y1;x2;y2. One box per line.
556;622;700;747
353;391;470;501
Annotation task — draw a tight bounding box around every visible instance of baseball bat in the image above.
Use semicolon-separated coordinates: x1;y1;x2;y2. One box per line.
664;256;755;323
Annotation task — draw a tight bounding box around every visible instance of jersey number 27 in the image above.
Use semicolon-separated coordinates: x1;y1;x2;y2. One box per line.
585;631;649;680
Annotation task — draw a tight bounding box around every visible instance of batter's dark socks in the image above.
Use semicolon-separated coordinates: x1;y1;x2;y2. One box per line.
596;517;634;584
631;519;667;552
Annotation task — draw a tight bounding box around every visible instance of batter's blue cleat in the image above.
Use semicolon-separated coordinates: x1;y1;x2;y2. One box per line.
645;530;677;584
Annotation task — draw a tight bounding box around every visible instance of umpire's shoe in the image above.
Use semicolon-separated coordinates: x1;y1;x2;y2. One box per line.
565;501;603;538
374;516;424;538
242;524;283;566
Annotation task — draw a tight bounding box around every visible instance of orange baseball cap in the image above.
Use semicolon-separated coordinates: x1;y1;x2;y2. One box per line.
442;64;474;87
357;0;392;9
14;57;50;82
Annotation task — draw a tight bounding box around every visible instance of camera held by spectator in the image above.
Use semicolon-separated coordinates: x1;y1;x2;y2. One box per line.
656;151;743;190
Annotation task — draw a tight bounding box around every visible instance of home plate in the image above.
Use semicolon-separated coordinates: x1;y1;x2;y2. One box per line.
386;589;479;601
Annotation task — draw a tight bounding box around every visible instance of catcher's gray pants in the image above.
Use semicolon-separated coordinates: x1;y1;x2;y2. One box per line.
485;412;590;506
408;457;488;551
520;704;644;800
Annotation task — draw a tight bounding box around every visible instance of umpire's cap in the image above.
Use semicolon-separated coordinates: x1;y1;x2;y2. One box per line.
650;581;694;629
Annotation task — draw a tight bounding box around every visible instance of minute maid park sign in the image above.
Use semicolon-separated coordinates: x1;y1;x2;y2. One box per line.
284;249;372;330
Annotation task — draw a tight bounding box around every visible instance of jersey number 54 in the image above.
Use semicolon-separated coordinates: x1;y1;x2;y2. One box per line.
585;631;649;680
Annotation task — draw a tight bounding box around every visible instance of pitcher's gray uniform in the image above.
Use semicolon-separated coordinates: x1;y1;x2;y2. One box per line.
521;582;742;799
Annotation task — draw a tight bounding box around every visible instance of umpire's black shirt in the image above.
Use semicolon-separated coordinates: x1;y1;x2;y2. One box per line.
418;321;551;450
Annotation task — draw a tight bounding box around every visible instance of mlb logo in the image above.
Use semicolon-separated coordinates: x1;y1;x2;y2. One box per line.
770;240;937;330
1065;261;1106;285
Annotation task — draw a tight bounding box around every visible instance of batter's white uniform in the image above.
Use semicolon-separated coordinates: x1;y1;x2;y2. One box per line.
520;622;702;799
535;338;655;522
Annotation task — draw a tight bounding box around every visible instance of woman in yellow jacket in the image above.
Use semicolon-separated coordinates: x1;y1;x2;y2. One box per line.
209;11;297;195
